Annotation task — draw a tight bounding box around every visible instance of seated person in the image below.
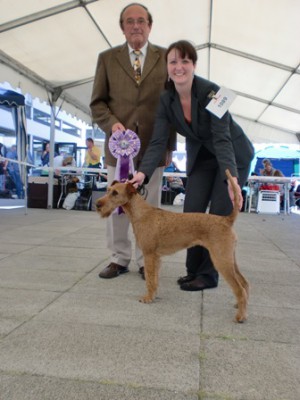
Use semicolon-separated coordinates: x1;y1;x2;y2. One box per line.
6;145;24;199
289;180;295;207
259;161;284;192
166;175;185;195
294;183;300;208
164;160;180;173
260;158;277;177
0;143;8;193
248;171;259;209
259;163;286;210
163;159;185;189
54;154;75;176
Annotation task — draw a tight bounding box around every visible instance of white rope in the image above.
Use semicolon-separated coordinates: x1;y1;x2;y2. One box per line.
34;166;106;174
0;156;35;168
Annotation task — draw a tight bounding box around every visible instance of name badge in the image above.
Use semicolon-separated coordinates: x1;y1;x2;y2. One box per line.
205;87;236;119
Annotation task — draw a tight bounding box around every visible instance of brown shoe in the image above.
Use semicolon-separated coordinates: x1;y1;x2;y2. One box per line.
99;263;129;279
139;267;145;280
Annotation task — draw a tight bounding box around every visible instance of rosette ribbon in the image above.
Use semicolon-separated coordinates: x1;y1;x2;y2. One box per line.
109;129;140;214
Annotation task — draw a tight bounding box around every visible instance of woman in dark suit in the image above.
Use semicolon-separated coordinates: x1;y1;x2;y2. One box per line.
131;40;254;292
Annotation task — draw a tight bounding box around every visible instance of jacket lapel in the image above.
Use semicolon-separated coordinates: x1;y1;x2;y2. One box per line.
115;43;161;84
190;93;199;135
140;43;160;83
170;91;199;140
116;43;136;83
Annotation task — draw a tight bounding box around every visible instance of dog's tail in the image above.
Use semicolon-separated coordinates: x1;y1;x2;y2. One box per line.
225;169;240;224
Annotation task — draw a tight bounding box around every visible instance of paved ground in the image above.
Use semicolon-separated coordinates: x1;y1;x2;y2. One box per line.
0;205;299;400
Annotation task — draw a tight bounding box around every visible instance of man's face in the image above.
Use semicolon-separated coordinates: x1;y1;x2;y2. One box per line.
265;164;272;172
121;5;152;49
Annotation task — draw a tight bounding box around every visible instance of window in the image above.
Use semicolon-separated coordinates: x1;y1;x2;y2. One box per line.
61;121;80;137
86;127;105;140
33;108;61;129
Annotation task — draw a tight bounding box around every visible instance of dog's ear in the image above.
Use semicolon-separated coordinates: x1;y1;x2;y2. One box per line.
111;180;119;186
126;182;137;195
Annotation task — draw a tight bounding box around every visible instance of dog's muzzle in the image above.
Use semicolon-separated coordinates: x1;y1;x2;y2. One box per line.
95;199;103;212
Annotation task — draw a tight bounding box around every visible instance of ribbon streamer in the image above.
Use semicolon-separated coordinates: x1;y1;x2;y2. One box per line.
109;129;140;213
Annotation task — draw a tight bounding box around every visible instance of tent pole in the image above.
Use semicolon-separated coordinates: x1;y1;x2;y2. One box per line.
47;97;56;209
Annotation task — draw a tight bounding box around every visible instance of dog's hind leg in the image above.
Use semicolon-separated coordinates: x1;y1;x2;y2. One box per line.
209;246;248;323
139;253;160;304
220;267;248;322
233;252;250;301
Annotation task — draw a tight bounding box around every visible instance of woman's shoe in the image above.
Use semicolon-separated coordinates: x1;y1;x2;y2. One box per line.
177;275;194;285
180;277;217;291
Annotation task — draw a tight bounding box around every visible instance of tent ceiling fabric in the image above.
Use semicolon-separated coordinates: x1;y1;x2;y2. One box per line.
0;0;299;142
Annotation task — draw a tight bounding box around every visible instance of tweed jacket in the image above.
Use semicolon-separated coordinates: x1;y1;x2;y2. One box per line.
90;42;176;167
139;76;254;182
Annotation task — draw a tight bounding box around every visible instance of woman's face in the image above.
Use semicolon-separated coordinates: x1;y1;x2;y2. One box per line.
167;48;195;86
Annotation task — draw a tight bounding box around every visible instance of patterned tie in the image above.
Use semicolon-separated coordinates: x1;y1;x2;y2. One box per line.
133;50;142;85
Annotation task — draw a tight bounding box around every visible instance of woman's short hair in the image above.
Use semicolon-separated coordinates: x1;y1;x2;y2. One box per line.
166;40;198;64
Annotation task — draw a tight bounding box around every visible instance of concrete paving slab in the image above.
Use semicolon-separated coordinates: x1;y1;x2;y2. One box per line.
236;251;300;273
204;275;300;308
0;254;103;273
0;253;9;260
31;290;201;335
0;373;199;400
0;320;200;393
0;243;34;255
202;302;300;344
0;287;59;320
0;229;65;245
72;261;202;305
0;287;59;337
18;245;109;260
0;208;299;400
46;236;109;250
200;338;300;400
0;267;86;291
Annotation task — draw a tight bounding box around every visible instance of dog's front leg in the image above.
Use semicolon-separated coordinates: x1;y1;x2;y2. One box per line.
139;254;160;304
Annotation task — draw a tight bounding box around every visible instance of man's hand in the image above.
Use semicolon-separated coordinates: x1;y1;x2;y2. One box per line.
129;172;146;188
112;122;125;133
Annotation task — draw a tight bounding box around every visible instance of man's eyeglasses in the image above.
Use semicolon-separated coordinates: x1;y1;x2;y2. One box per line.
124;18;148;26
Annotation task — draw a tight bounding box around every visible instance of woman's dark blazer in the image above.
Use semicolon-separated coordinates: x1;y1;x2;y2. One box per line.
139;76;254;182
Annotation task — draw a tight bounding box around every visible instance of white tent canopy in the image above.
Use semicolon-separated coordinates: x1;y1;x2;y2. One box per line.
0;0;299;143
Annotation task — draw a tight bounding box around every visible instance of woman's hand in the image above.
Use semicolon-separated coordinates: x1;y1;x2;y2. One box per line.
129;172;146;188
227;176;243;210
165;151;173;167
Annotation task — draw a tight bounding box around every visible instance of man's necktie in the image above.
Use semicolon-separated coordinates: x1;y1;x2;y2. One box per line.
133;50;142;85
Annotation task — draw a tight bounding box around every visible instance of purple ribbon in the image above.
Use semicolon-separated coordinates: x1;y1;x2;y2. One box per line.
109;129;140;214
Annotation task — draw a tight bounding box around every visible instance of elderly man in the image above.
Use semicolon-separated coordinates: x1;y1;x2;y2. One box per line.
90;3;176;279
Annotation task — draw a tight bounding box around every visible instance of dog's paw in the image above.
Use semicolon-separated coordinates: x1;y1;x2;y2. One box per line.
235;312;247;323
139;295;154;304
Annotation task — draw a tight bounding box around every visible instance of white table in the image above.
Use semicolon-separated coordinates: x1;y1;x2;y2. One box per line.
247;176;293;214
